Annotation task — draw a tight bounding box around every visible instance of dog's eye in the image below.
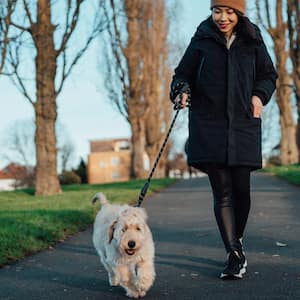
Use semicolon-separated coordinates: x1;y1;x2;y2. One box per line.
136;227;141;231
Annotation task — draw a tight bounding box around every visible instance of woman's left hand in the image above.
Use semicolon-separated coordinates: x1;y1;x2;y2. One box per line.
251;95;263;118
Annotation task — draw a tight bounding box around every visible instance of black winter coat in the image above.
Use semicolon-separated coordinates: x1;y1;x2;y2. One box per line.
171;17;277;172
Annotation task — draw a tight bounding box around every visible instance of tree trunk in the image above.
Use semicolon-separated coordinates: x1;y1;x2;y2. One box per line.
274;41;299;164
255;0;298;164
33;0;61;195
129;113;147;179
124;0;147;179
144;0;170;177
287;0;300;160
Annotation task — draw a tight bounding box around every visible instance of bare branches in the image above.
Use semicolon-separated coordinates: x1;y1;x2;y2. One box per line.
0;0;17;74
22;0;34;27
255;0;299;164
55;0;107;95
264;0;272;29
102;0;172;177
56;0;83;56
102;0;129;119
287;0;300;76
7;39;35;105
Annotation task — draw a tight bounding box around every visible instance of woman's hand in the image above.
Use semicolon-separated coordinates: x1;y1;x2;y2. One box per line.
175;92;189;109
251;95;263;118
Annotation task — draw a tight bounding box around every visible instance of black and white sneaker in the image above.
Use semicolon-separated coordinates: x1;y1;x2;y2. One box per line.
239;238;247;270
220;251;246;279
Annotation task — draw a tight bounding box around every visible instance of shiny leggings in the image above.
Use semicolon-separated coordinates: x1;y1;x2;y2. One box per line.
206;164;251;253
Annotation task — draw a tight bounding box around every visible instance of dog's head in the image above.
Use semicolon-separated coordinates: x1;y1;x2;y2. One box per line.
108;206;149;256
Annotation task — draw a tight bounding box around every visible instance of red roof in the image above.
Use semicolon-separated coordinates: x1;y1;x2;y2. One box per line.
0;163;26;179
90;138;131;153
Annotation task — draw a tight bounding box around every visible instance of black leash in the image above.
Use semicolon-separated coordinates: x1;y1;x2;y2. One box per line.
135;105;182;207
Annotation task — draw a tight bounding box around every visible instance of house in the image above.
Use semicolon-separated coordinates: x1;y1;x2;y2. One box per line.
87;138;132;184
0;163;25;191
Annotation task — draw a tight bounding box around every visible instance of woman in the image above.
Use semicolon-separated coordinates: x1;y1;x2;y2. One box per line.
170;0;277;279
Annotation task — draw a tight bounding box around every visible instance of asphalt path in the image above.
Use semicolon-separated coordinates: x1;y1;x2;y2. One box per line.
0;172;300;300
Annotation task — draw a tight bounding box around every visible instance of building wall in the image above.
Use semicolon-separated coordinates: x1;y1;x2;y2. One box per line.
0;179;16;191
87;150;131;184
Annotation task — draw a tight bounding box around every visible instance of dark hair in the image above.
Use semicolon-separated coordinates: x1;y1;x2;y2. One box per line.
235;11;257;40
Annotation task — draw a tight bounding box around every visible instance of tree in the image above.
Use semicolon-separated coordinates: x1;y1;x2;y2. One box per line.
73;158;87;183
287;0;300;157
0;119;76;176
255;0;299;164
102;0;172;179
2;0;106;195
0;0;16;74
143;0;173;178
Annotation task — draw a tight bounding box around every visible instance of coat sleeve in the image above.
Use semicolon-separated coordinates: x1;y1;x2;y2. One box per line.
252;41;278;106
170;34;200;103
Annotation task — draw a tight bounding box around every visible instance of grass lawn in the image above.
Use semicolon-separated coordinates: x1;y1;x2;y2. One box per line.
0;178;176;267
262;164;300;186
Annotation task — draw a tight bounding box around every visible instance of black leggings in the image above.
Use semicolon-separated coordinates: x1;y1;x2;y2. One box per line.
206;164;251;253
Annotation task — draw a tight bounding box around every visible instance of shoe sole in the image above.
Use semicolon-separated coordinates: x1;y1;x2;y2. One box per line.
220;265;246;279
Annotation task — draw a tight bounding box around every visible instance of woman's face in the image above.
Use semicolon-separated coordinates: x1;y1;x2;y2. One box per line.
212;6;238;36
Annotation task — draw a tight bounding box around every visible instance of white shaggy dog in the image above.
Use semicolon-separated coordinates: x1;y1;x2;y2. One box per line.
92;193;155;298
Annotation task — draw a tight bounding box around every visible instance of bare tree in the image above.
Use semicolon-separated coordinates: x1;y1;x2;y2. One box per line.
2;120;35;167
1;119;75;176
256;0;298;164
143;0;172;178
4;0;106;195
0;0;16;74
287;0;300;156
58;142;75;173
103;0;172;179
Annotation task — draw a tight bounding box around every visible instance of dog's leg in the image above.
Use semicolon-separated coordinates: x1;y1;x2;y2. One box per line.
117;264;139;298
135;260;156;297
108;267;121;287
100;255;120;286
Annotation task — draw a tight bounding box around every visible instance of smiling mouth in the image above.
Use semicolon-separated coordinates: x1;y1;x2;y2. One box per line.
219;23;229;29
125;249;136;256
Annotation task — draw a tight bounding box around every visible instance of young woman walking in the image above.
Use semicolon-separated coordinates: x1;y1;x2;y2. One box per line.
170;0;277;279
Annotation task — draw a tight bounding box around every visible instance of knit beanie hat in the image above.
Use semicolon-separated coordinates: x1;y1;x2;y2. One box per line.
210;0;246;15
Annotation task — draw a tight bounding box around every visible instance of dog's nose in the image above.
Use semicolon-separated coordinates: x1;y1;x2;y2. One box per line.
128;240;136;249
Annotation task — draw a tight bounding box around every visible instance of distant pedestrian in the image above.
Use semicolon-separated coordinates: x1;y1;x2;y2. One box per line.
170;0;277;279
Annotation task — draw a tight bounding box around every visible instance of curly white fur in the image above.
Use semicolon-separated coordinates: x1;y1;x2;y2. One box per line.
92;193;155;298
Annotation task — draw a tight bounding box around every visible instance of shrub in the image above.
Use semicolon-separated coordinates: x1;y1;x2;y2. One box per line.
59;171;81;185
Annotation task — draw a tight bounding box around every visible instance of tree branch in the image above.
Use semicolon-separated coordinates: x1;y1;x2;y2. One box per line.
56;0;84;56
8;42;35;106
10;21;31;32
23;0;34;27
0;0;17;73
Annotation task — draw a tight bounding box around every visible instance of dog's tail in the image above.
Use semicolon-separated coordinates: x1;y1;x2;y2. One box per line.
91;192;108;206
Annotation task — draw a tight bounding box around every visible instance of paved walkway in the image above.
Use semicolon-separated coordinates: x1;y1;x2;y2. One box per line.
0;173;300;300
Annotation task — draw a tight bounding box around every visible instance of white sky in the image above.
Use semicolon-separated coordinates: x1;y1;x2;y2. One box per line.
0;1;280;170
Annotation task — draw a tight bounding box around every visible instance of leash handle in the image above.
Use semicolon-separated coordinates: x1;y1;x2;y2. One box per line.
136;109;180;207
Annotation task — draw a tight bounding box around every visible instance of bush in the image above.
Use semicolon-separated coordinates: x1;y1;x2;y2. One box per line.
59;171;81;185
73;158;87;183
266;155;281;167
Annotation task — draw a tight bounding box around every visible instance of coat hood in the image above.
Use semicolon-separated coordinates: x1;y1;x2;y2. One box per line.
195;16;263;45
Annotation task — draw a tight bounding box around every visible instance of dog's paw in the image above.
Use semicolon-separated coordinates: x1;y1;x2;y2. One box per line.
109;275;120;286
138;290;146;298
126;290;140;298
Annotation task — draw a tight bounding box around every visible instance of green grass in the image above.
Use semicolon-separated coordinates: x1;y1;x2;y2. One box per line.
0;178;176;267
262;164;300;186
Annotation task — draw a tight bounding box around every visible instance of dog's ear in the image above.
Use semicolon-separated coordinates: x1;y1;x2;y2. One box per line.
108;220;117;244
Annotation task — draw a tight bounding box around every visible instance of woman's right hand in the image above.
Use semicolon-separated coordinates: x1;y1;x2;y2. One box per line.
175;92;189;109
